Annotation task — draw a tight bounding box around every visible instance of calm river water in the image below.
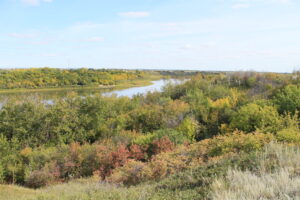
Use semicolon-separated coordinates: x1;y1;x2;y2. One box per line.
104;79;184;98
0;79;185;106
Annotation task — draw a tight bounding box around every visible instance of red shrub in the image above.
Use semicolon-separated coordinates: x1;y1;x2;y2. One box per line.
111;144;130;168
98;144;130;179
151;137;174;155
129;144;147;160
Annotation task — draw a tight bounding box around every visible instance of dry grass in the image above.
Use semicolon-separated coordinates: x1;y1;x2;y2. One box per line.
0;178;155;200
0;185;38;200
211;143;300;200
212;169;300;200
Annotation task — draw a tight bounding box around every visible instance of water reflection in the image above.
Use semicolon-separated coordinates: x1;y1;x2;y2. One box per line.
103;79;184;98
0;79;185;106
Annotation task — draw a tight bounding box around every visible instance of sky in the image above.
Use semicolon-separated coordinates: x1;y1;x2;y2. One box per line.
1;0;300;72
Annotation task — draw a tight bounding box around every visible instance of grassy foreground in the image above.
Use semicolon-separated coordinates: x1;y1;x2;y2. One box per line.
0;180;154;200
2;143;300;200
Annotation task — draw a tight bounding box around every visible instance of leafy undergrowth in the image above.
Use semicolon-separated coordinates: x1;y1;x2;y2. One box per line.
0;156;251;200
3;142;300;200
106;131;274;185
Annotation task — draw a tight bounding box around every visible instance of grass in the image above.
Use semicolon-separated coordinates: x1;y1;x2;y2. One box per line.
211;143;300;200
0;185;38;200
0;179;155;200
212;169;300;200
0;179;203;200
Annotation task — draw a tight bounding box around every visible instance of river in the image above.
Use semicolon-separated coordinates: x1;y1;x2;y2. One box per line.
0;79;185;106
103;79;184;98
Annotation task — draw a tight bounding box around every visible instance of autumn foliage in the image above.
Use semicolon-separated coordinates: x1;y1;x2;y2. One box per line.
0;71;300;189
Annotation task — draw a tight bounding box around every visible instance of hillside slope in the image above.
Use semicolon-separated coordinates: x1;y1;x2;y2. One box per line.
2;142;300;200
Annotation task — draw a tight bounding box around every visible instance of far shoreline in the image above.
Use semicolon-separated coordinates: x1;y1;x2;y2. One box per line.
0;76;164;94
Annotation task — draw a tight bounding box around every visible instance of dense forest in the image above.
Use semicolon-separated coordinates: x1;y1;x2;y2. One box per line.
0;70;300;200
0;68;147;89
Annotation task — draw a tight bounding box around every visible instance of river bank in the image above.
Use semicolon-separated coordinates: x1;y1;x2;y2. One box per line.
0;75;163;95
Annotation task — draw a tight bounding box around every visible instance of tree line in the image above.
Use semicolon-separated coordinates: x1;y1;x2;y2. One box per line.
0;68;146;89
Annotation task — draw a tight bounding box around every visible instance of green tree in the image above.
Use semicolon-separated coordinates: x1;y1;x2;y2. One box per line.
273;84;300;114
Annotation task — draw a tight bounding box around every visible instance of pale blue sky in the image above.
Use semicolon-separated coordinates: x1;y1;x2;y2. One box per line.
1;0;300;72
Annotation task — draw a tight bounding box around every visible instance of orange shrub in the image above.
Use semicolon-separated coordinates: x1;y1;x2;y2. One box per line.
107;159;151;185
149;147;197;180
151;136;175;155
129;144;147;160
98;144;130;179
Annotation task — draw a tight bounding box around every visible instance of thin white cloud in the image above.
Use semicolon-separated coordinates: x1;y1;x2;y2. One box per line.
162;23;182;32
86;37;104;42
118;11;150;18
70;22;103;31
232;3;250;9
21;0;39;6
234;0;291;5
9;33;37;39
21;0;53;6
262;0;290;3
181;44;193;50
26;53;58;57
279;0;290;3
231;0;291;10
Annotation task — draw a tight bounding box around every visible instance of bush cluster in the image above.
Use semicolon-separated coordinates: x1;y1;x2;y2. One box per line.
0;71;299;189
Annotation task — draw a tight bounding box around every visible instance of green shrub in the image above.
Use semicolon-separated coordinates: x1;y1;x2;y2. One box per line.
132;133;155;146
0;163;4;184
206;132;274;157
153;129;189;145
133;129;189;147
230;103;282;133
177;117;199;142
276;128;300;143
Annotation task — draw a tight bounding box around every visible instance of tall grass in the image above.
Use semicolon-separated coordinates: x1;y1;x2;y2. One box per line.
1;179;155;200
211;143;300;200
